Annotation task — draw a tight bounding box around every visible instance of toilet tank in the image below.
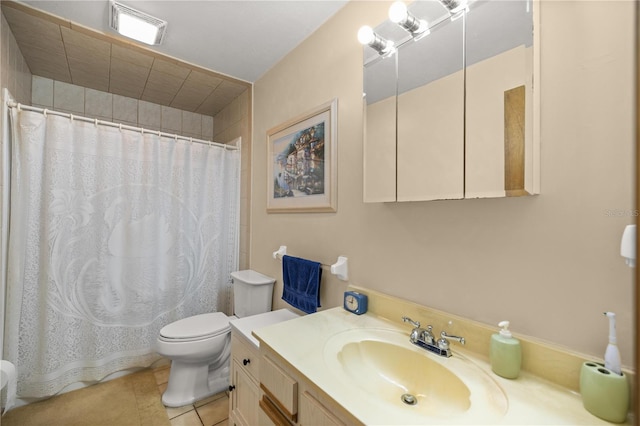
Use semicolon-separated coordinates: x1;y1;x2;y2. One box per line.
231;270;275;318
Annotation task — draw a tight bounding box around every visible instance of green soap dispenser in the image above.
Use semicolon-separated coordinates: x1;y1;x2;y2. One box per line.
490;320;522;379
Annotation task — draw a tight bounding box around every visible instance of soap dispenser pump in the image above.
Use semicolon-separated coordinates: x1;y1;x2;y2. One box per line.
490;320;522;379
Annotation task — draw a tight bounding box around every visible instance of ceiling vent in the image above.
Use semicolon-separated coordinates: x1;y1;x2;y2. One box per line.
109;1;167;45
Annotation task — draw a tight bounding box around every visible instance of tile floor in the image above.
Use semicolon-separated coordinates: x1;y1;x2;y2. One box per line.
153;365;230;426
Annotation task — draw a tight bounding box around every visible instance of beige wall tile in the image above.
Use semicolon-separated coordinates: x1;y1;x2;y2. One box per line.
111;44;153;68
32;75;53;107
141;86;175;106
161;106;182;132
54;80;85;114
182;111;202;137
152;58;190;79
138;100;161;129
85;88;112;119
113;94;138;124
202;115;214;139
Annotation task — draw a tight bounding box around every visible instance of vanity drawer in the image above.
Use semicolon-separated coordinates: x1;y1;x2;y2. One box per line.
231;334;260;379
260;354;298;422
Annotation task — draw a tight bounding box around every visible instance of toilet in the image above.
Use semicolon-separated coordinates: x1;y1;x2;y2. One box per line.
155;269;275;407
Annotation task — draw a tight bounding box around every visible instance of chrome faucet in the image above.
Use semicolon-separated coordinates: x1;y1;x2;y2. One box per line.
401;316;465;358
401;317;435;345
437;331;466;357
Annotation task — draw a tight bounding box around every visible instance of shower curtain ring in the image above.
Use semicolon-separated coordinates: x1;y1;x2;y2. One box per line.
16;103;21;112
119;123;122;131
43;109;47;117
70;114;74;122
94;118;98;126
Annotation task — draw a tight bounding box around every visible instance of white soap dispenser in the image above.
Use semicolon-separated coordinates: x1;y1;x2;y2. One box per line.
490;320;522;379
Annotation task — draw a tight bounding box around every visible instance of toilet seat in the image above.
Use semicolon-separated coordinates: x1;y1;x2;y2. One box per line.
159;312;230;342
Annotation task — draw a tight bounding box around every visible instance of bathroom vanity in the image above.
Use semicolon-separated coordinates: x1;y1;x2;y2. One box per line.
228;309;300;426
251;287;631;425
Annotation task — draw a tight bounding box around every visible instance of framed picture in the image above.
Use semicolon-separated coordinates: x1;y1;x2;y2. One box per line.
267;99;337;213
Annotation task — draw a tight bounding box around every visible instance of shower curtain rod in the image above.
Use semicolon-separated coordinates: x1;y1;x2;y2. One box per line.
6;101;238;151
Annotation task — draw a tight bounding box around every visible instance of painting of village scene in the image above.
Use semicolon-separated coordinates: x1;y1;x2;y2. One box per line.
267;99;337;213
272;122;325;199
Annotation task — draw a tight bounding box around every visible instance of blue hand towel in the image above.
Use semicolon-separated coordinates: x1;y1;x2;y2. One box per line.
281;255;322;314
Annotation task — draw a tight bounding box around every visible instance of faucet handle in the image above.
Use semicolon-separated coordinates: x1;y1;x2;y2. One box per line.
402;316;420;328
440;331;465;345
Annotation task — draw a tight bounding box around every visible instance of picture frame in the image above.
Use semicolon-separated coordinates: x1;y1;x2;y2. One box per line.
266;99;338;213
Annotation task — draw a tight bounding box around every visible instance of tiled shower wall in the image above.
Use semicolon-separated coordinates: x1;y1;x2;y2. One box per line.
213;90;251;270
0;9;32;363
32;76;215;140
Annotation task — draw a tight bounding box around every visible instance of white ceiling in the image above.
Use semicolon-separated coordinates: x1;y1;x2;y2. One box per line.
19;0;348;83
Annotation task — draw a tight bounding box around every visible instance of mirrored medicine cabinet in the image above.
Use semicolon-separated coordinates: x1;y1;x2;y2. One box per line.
362;0;540;202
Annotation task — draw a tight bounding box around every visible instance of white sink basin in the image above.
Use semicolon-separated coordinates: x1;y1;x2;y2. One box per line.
323;328;508;424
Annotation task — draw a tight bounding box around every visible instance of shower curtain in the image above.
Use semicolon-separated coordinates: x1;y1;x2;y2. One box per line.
3;109;240;398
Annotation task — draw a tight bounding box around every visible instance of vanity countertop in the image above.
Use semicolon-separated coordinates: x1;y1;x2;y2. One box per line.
253;307;623;425
229;308;299;348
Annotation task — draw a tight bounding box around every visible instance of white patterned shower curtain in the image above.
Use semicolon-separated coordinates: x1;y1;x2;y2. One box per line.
3;109;240;398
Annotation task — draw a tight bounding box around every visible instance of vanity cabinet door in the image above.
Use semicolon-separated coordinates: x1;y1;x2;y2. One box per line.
230;359;260;426
229;332;261;426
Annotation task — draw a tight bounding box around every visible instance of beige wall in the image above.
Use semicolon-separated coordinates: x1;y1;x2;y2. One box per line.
252;0;635;367
214;90;252;270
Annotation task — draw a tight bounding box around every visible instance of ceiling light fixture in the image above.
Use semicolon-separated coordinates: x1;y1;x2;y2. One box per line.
110;1;167;45
388;2;429;39
357;26;395;57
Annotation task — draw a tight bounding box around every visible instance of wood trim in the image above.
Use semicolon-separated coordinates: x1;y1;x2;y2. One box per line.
260;383;297;423
259;396;293;426
504;85;528;196
635;1;639;424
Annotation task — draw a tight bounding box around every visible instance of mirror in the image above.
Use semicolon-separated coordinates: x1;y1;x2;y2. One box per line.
362;0;539;203
465;0;535;198
397;4;464;201
363;33;398;203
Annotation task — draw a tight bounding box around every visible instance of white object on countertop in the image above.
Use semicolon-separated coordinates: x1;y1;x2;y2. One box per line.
620;225;635;268
0;360;16;413
229;308;300;348
603;312;622;375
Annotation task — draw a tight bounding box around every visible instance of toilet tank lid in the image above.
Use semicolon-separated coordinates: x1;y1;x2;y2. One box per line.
160;312;229;340
231;270;276;286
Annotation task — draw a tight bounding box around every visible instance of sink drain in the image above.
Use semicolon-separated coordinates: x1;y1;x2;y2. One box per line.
401;393;417;405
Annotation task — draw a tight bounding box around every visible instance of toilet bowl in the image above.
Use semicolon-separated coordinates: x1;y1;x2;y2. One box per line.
155;270;275;407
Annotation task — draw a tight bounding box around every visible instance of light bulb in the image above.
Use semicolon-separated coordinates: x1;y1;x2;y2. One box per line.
389;2;408;23
357;26;374;45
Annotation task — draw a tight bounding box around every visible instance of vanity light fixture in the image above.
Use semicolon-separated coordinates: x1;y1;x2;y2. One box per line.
439;0;469;17
389;2;430;39
110;1;167;45
357;26;395;57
